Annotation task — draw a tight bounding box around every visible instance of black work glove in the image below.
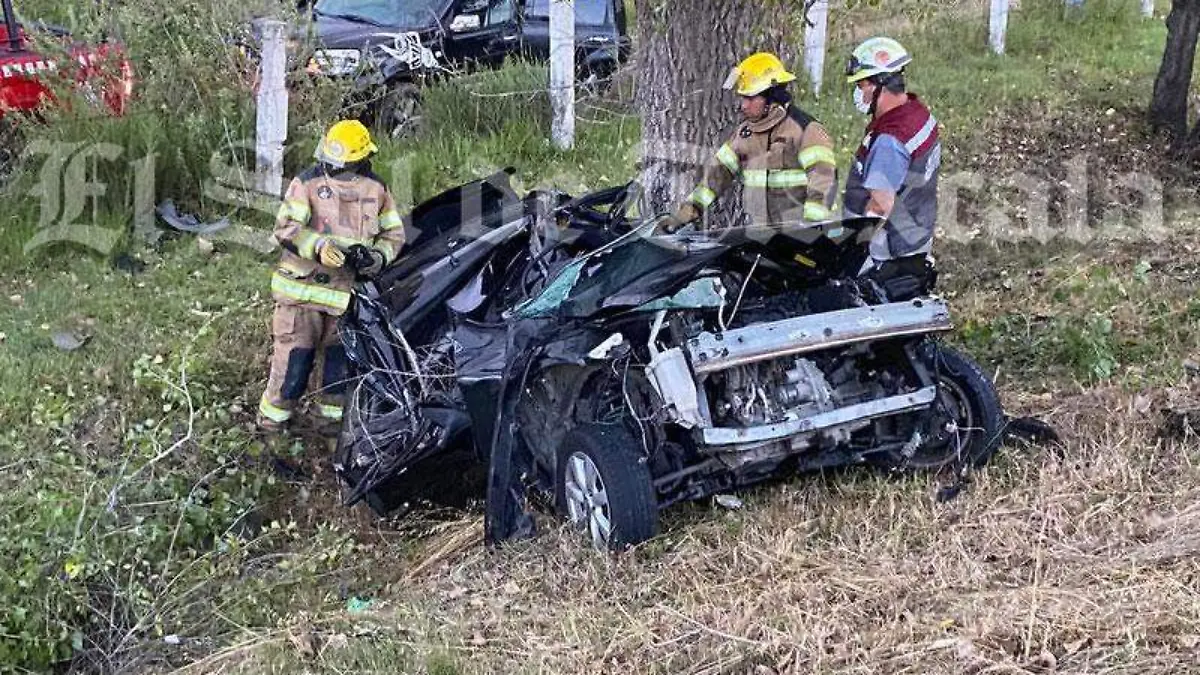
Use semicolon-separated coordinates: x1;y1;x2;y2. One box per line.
345;244;386;278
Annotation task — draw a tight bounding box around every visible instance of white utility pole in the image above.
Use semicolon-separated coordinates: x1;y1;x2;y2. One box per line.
550;0;575;150
804;0;829;96
254;18;288;197
989;0;1009;55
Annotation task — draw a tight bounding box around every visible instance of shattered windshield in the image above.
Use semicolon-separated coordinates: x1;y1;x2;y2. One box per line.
513;222;727;320
525;0;611;25
313;0;448;28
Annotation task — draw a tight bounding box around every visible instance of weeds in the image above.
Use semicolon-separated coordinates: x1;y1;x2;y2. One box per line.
0;0;1195;671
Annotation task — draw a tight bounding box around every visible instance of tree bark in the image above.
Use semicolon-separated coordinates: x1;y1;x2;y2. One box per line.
1150;0;1200;139
635;0;799;225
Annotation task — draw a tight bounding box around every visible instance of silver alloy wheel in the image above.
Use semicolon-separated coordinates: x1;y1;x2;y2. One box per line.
563;451;612;549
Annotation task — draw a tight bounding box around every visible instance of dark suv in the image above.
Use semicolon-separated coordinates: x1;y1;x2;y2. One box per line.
519;0;630;85
296;0;630;137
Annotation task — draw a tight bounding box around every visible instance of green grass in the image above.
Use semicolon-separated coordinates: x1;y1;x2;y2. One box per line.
1;0;1168;262
0;0;1195;671
794;0;1169;177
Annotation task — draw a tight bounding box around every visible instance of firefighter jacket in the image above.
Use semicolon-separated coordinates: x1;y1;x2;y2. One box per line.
842;94;941;260
676;104;837;228
271;165;405;315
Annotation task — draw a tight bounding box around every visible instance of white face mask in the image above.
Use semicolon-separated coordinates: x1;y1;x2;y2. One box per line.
853;85;873;115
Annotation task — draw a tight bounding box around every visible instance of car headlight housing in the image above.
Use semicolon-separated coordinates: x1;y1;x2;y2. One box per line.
448;14;481;32
306;48;361;76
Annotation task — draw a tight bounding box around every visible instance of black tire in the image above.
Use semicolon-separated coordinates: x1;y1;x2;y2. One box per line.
875;345;1004;471
555;423;659;550
577;61;615;98
374;83;423;140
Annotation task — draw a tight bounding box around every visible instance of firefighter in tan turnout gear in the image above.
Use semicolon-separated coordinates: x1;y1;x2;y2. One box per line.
257;120;405;432
661;52;838;233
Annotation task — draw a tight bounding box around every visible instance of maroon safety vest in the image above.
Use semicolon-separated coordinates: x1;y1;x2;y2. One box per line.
844;95;941;258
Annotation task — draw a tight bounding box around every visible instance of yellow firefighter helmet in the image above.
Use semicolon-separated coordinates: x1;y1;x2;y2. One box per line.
724;52;797;97
314;119;379;167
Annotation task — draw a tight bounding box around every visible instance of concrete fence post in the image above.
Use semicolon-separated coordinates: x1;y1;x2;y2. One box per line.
550;0;575;150
804;0;829;97
989;0;1009;55
253;18;288;197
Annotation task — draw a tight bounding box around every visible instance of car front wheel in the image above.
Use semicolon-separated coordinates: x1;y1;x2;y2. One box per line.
555;423;659;550
873;345;1005;471
375;83;423;140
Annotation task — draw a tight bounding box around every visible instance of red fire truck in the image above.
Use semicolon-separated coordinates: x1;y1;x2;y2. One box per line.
1;0;133;173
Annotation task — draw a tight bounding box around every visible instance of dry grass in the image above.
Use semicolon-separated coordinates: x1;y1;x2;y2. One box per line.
211;414;1200;673
166;107;1200;671
190;238;1200;675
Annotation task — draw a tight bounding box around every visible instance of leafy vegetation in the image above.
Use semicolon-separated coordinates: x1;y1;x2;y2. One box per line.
1;0;1197;672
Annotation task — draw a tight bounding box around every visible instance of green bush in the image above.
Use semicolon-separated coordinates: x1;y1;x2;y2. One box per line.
0;326;273;669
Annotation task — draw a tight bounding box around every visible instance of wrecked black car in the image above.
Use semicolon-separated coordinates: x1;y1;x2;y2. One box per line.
332;169;1004;550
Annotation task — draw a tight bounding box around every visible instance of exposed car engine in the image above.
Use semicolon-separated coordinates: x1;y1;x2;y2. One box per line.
712;357;835;427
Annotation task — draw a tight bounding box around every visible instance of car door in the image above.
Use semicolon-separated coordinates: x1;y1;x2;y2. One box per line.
517;0;627;67
443;0;521;67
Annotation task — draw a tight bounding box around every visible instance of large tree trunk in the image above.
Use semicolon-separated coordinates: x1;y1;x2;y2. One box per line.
635;0;799;225
1150;0;1200;139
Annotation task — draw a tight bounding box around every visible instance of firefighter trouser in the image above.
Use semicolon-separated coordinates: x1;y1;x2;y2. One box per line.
258;303;348;425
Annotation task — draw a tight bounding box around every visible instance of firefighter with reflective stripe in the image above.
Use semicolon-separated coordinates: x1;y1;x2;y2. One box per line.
842;37;941;284
258;120;406;432
661;52;837;233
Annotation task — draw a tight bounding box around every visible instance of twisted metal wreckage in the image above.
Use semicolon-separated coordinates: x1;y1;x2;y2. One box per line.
328;168;1056;550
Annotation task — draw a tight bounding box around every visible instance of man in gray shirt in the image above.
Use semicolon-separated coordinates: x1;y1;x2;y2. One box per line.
842;37;941;286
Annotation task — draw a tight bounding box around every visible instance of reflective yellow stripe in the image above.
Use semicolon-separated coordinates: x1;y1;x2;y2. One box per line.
767;170;809;188
688;186;718;209
804;201;833;221
280;199;310;223
716;144;740;175
379;209;403;231
317;404;343;420
322;233;376;250
744;169;810;189
258;395;293;422
743;170;769;188
799;145;837;168
270;272;351;311
794;253;818;268
295;231;321;259
374;242;395;264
